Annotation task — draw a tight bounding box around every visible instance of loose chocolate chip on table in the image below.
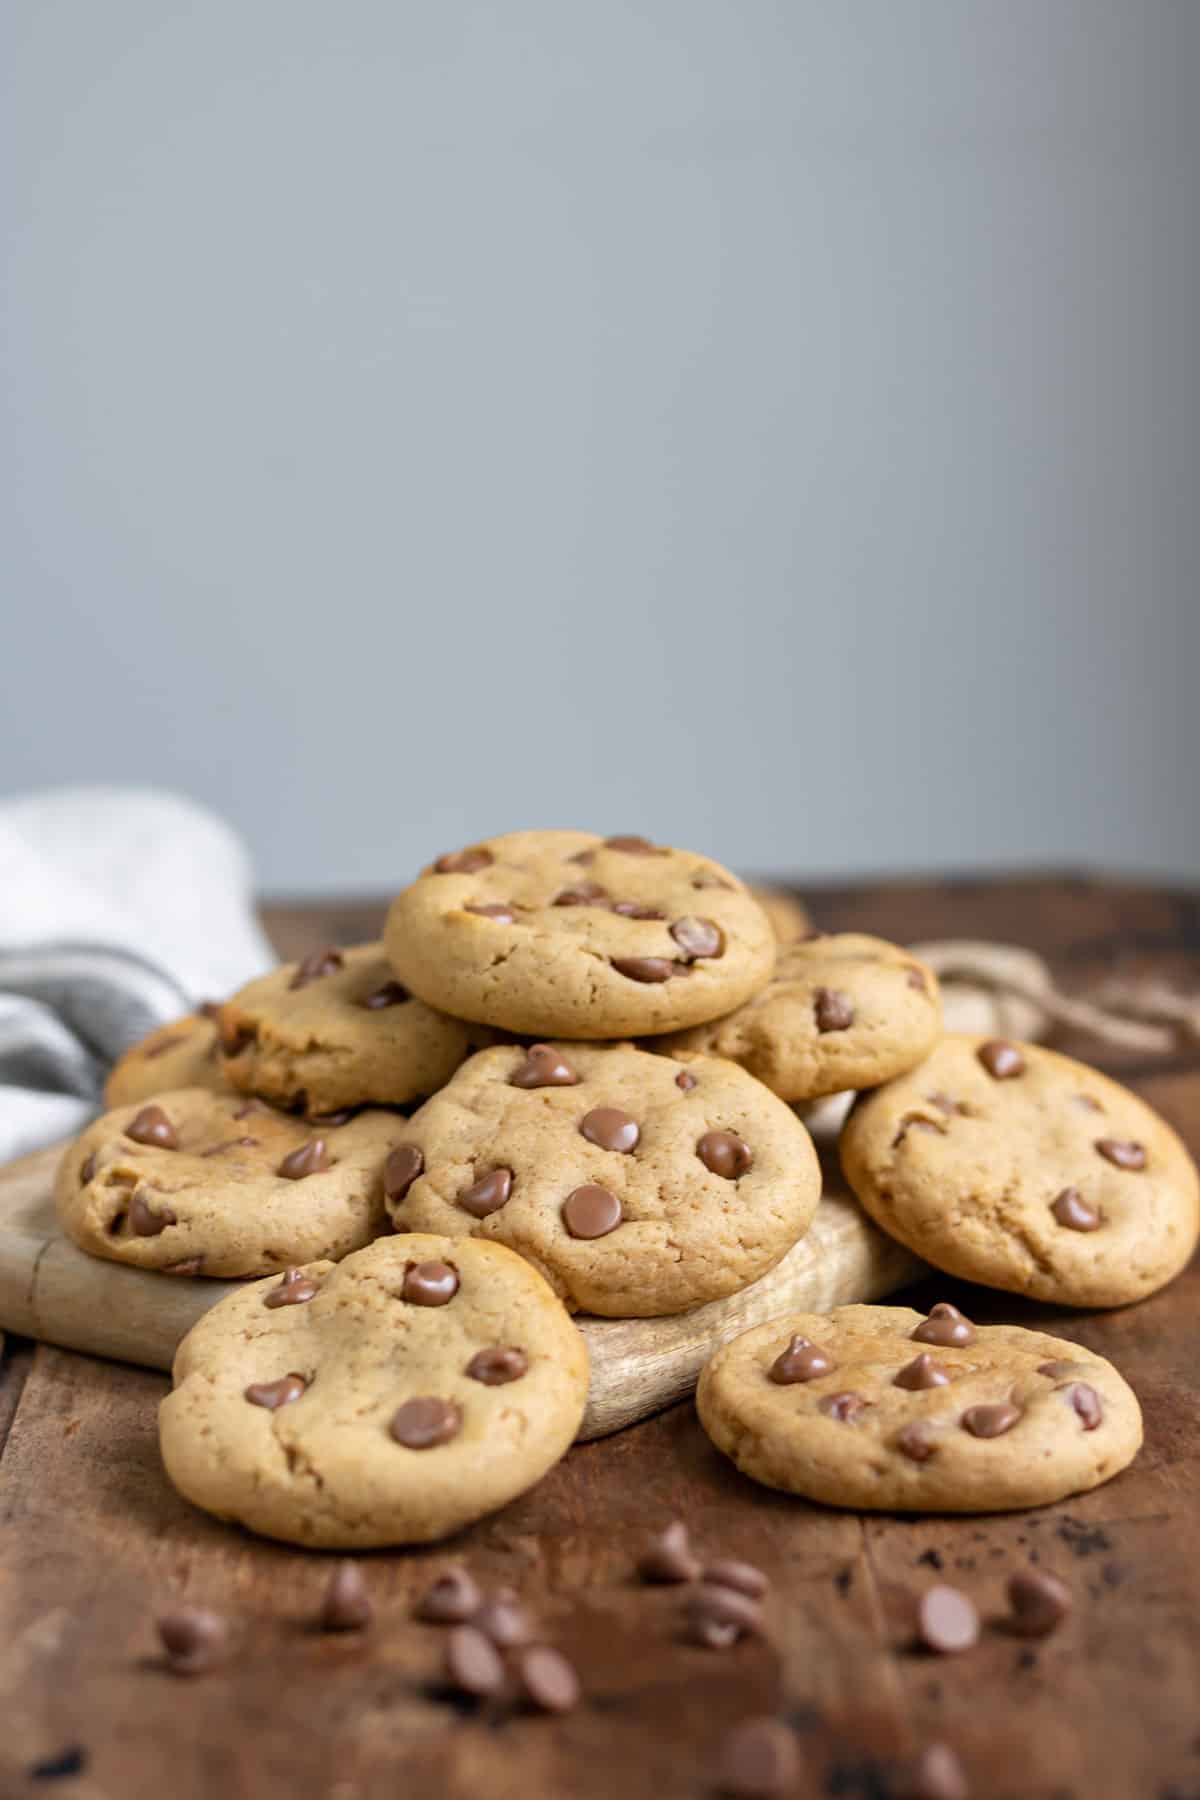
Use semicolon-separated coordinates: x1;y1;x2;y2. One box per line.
961;1402;1021;1439
126;1105;178;1150
466;1346;528;1385
129;1191;176;1237
894;1353;951;1391
562;1183;623;1239
604;834;664;854
444;1623;505;1696
903;1743;970;1800
916;1585;980;1654
516;1645;581;1714
821;1391;870;1422
612;902;667;920
684;1583;763;1649
361;980;409;1009
579;1107;640;1153
402;1260;460;1306
611;956;676;983
289;947;344;989
715;1716;799;1799
465;903;516;923
553;882;610;906
703;1561;769;1600
769;1335;834;1385
670;916;724;960
319;1561;373;1631
415;1567;482;1624
1095;1138;1147;1171
1051;1187;1102;1230
510;1044;579;1088
1065;1382;1103;1430
157;1609;229;1676
277;1139;331;1180
390;1397;462;1449
244;1373;307;1410
977;1039;1025;1079
897;1422;937;1462
80;1153;97;1184
696;1130;753;1178
460;1167;513;1218
912;1303;976;1348
675;1068;697;1091
435;847;493;874
1007;1568;1072;1638
637;1520;700;1584
814;987;855;1033
162;1256;204;1276
384;1144;424;1203
264;1268;321;1308
473;1590;535;1648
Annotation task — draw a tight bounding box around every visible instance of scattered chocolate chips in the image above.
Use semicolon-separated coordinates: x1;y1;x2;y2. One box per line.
903;1743;970;1800
703;1561;768;1600
415;1568;482;1624
466;1346;527;1385
244;1373;306;1410
126;1105;178;1150
554;882;610;906
579;1107;640;1153
390;1397;461;1449
814;987;855;1033
1051;1187;1102;1231
434;847;493;874
604;834;663;854
473;1590;535;1648
465;903;515;923
916;1585;980;1654
510;1044;579;1088
516;1645;581;1714
961;1402;1021;1438
1007;1568;1071;1637
289;947;343;989
277;1138;331;1180
402;1259;460;1306
820;1391;870;1422
361;981;409;1009
562;1183;623;1239
696;1130;753;1179
894;1353;950;1391
157;1609;229;1676
460;1167;513;1218
912;1303;976;1348
670;916;724;960
715;1717;798;1799
129;1191;177;1237
1065;1382;1103;1430
638;1520;700;1584
769;1334;834;1385
1095;1138;1147;1171
684;1583;763;1649
80;1152;97;1184
897;1422;937;1462
977;1039;1025;1079
264;1268;321;1308
611;956;676;983
384;1144;424;1204
443;1623;505;1696
319;1561;373;1631
675;1068;697;1091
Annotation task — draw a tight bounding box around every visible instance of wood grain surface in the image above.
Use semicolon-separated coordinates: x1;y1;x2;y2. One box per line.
0;874;1198;1800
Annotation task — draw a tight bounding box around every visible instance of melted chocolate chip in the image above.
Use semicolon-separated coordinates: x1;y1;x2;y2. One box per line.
604;834;663;854
319;1562;373;1631
1051;1187;1102;1231
895;1353;951;1391
510;1044;579;1088
289;947;344;989
264;1268;321;1308
769;1334;834;1384
715;1718;798;1799
912;1303;976;1348
637;1520;700;1584
897;1422;937;1462
244;1373;307;1410
814;987;855;1033
126;1105;178;1150
414;1567;481;1624
579;1107;640;1153
459;1167;513;1218
434;847;493;874
820;1391;870;1422
612;902;667;920
465;903;515;923
162;1256;204;1276
80;1152;97;1184
129;1191;177;1237
1037;1360;1077;1380
562;1183;622;1239
158;1609;229;1676
684;1583;763;1649
516;1645;581;1714
1065;1382;1103;1430
308;1110;354;1128
977;1039;1025;1079
892;1114;941;1148
554;883;609;907
1007;1568;1071;1637
402;1260;459;1306
675;1068;697;1091
961;1402;1021;1438
443;1624;505;1696
916;1585;980;1654
199;1136;260;1156
696;1130;753;1179
361;981;409;1009
1095;1138;1147;1171
465;1346;527;1385
702;1561;768;1600
905;966;929;994
611;955;676;983
384;1144;424;1203
929;1092;965;1116
389;1396;461;1449
277;1139;331;1180
670;916;724;960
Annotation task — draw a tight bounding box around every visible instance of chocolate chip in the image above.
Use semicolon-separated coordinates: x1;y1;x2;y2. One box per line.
443;1624;505;1696
277;1138;331;1180
361;981;409;1009
415;1568;482;1624
912;1303;976;1348
473;1591;535;1648
1051;1187;1102;1230
435;847;493;874
820;1391;870;1422
1095;1138;1147;1171
902;1743;970;1800
637;1519;700;1584
460;1167;513;1218
162;1256;204;1276
961;1402;1021;1438
384;1144;424;1203
696;1130;753;1179
769;1334;834;1385
611;956;676;983
466;1346;527;1385
157;1609;228;1676
562;1183;622;1239
916;1585;979;1654
1065;1382;1103;1430
244;1373;307;1410
894;1353;951;1391
977;1039;1025;1079
402;1260;459;1306
702;1561;768;1600
516;1645;581;1714
929;1092;965;1116
892;1113;941;1147
905;966;929;995
308;1111;354;1128
465;903;515;923
129;1191;176;1237
390;1397;461;1448
670;916;724;960
126;1105;178;1150
80;1152;97;1184
289;947;344;989
1007;1568;1071;1637
675;1068;697;1091
612;901;667;920
319;1561;373;1631
814;987;855;1033
199;1137;260;1156
264;1268;321;1308
510;1044;579;1088
897;1423;937;1462
604;834;663;854
715;1717;798;1798
684;1583;763;1649
554;882;610;906
579;1107;640;1153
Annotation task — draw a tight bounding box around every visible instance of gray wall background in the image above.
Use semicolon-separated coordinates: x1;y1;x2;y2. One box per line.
2;1;1198;895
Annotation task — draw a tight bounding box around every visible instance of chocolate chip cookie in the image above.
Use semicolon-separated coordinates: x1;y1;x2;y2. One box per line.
57;1088;403;1277
217;942;497;1115
657;934;942;1101
697;1302;1142;1511
386;1041;821;1316
383;831;776;1038
105;1010;229;1107
159;1233;589;1547
747;885;812;945
840;1035;1200;1307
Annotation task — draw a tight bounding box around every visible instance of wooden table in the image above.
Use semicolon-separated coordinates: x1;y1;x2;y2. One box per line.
2;876;1198;1800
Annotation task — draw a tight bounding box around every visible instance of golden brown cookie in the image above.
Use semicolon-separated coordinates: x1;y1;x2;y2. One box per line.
657;934;941;1101
383;830;775;1038
697;1302;1142;1512
840;1035;1200;1307
159;1233;589;1547
105;1009;229;1107
747;885;812;945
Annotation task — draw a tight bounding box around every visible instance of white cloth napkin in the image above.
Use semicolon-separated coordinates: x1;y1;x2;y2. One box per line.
0;787;275;1162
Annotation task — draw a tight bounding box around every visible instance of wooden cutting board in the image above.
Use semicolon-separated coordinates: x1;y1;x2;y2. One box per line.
0;1143;923;1439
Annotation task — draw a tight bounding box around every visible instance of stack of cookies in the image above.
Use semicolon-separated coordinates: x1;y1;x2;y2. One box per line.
52;828;1199;1548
